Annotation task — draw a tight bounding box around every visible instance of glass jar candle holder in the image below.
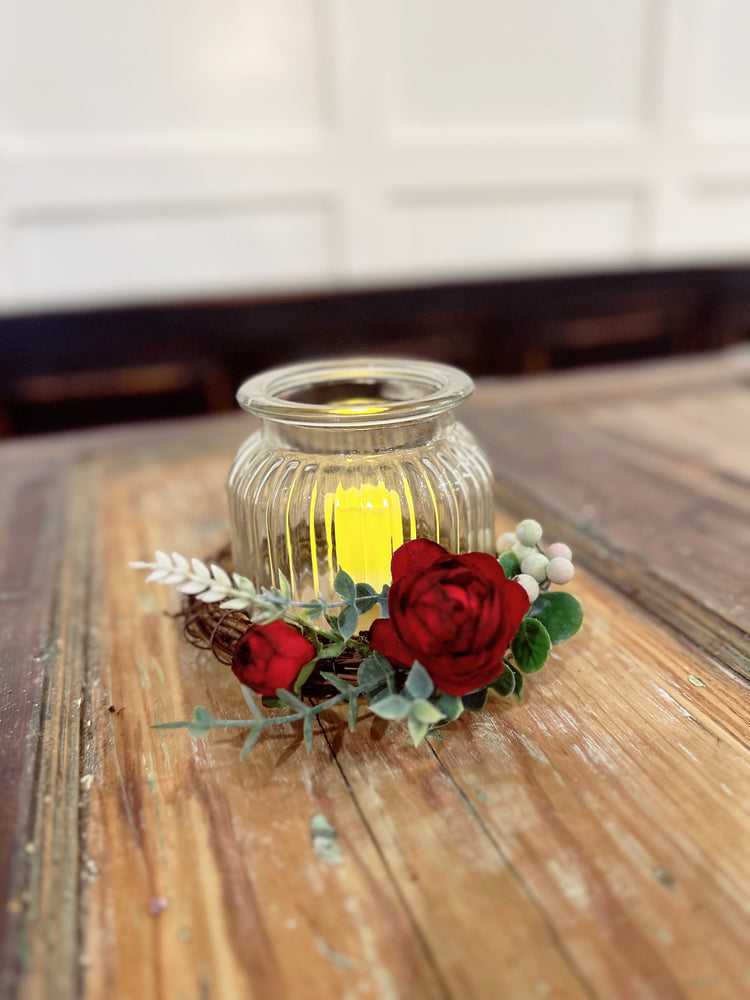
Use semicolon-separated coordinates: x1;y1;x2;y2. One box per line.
227;357;494;602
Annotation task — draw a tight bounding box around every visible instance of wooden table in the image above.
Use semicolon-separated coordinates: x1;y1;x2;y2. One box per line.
1;349;749;1000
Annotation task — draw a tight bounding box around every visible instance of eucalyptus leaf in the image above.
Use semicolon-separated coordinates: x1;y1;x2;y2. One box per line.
357;652;393;691
527;591;584;644
333;568;356;603
435;693;463;721
276;689;309;713
188;706;214;735
489;668;516;697
370;694;412;720
239;725;263;760
337;604;359;640
317;639;346;660
300;597;326;620
348;693;360;732
241;686;263;719
303;713;314;753
462;688;489;712
498;551;521;579
410;698;445;725
251;604;284;625
405;661;434;700
325;613;343;636
187;722;211;740
319;671;354;694
354;582;378;613
408;715;430;748
293;659;318;695
511;618;552;674
377;585;390;618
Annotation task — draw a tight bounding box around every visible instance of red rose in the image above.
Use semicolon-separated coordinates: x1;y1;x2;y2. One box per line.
231;621;315;697
369;538;529;697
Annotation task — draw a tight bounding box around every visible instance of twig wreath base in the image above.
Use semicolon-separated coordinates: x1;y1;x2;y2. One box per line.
133;519;584;757
181;545;378;698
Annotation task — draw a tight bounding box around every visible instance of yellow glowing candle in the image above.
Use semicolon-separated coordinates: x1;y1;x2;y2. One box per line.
324;481;404;590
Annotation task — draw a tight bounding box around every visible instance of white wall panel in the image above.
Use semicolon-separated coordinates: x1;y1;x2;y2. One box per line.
1;0;750;311
692;0;750;135
387;0;652;137
0;0;324;142
12;203;335;304
388;190;643;276
682;187;750;259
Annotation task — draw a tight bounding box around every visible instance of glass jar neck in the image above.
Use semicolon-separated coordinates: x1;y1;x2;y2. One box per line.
260;411;454;454
236;357;474;454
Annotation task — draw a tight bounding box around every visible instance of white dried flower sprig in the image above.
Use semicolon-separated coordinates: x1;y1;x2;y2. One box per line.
130;551;258;610
129;551;348;625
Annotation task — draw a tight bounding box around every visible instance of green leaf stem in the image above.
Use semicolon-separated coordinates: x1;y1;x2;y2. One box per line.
462;688;489;712
527;591;584;644
490;667;516;697
511;618;552;673
498;551;521;579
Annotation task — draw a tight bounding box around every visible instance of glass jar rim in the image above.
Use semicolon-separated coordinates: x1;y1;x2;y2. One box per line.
236;357;475;427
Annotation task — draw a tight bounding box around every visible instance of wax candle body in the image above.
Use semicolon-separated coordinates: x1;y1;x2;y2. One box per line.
324;481;405;591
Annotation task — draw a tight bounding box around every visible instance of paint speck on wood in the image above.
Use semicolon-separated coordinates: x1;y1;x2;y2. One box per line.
310;813;343;865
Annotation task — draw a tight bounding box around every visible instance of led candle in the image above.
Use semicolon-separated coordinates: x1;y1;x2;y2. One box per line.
324;481;404;590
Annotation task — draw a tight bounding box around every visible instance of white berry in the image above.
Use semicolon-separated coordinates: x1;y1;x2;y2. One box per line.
496;531;517;552
547;542;572;561
547;557;575;584
514;573;539;603
521;552;549;582
515;519;543;546
513;541;535;561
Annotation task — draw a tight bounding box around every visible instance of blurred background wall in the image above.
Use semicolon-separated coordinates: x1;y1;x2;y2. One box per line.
1;0;750;436
2;0;750;312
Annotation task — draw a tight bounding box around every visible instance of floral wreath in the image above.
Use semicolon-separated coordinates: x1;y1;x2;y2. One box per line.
131;519;583;758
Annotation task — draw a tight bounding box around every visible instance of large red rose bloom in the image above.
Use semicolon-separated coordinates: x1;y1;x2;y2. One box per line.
231;620;315;697
369;538;530;697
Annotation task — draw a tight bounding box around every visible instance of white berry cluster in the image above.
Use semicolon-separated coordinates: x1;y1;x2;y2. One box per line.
496;519;575;603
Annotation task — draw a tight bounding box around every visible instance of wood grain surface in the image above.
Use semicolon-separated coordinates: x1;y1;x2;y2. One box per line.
1;349;749;1000
466;347;750;678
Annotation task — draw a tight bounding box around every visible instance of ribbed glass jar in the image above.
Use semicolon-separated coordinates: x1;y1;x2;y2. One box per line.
227;357;494;603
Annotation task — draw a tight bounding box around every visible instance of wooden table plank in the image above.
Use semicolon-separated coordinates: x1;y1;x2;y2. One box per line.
466;349;750;678
83;451;449;1000
433;517;750;1000
1;348;749;1000
0;457;75;995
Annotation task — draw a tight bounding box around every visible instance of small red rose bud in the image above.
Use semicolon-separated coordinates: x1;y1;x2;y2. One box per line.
231;621;315;698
